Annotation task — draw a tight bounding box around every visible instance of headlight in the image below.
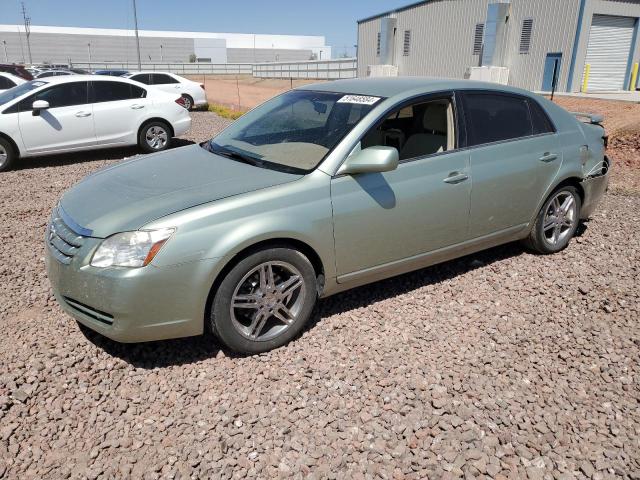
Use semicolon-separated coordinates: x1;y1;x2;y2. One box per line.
91;228;175;268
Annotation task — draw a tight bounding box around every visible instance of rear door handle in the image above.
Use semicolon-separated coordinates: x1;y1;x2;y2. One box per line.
443;172;469;184
75;111;91;117
539;153;558;162
130;104;145;110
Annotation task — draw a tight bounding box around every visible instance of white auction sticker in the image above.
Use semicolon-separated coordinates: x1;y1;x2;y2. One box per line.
337;95;380;105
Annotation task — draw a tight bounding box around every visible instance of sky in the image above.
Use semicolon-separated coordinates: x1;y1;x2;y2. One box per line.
2;0;412;57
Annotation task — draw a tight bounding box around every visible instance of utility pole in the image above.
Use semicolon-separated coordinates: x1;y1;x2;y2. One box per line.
132;0;142;71
21;2;32;64
160;44;163;62
2;41;7;63
87;43;92;71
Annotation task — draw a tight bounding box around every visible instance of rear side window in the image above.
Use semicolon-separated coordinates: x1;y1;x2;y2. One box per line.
528;100;555;134
0;77;16;89
16;81;89;111
151;74;179;85
130;74;151;85
462;92;533;146
90;81;146;103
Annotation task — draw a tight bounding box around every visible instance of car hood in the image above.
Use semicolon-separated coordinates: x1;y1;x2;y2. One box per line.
60;144;303;238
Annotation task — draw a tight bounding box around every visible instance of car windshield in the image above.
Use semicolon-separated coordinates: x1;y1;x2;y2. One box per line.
203;90;382;173
0;80;47;106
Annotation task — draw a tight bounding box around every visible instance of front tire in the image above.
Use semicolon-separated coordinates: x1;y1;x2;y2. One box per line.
0;137;16;172
138;121;171;153
211;248;317;354
524;186;581;254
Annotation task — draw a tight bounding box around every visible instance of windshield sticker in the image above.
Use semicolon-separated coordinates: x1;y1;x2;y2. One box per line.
337;95;380;105
31;81;47;87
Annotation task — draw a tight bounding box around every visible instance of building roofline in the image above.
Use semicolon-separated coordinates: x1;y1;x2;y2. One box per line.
357;1;432;24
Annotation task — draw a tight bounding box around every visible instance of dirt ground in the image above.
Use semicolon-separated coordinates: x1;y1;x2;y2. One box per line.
0;94;639;479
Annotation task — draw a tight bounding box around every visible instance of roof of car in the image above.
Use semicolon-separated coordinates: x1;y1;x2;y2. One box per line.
30;74;136;85
296;77;536;100
125;71;177;75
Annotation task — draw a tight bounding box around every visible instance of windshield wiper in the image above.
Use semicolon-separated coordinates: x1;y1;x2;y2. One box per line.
207;142;262;167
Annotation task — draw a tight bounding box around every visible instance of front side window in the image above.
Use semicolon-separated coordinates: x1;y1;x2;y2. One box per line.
361;97;455;161
461;93;533;146
16;81;89;111
90;81;146;103
205;90;381;173
151;74;179;85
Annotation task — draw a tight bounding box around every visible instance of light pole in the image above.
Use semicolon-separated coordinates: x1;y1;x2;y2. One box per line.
132;0;142;70
160;44;163;62
87;43;92;71
21;2;32;64
2;41;7;63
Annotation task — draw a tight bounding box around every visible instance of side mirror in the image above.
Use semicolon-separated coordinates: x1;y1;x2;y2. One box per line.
32;100;50;116
338;146;399;175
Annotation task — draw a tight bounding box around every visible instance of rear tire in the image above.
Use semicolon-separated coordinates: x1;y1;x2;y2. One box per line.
0;137;16;172
181;94;194;111
138;121;172;153
524;186;581;254
211;247;317;354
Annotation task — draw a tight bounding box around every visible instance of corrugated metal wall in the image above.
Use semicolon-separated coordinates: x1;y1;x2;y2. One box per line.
357;0;640;92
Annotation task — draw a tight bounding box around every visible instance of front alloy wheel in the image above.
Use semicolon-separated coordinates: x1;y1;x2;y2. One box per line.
211;248;317;354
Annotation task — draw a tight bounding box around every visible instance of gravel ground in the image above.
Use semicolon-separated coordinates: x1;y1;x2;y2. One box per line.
1;110;639;479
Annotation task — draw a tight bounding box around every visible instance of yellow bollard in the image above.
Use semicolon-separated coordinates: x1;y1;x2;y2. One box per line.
581;63;590;93
630;62;639;91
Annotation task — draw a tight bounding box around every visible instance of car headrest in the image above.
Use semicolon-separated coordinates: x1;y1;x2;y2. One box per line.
422;103;448;133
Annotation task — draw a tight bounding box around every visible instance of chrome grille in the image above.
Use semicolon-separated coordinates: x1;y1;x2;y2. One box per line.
47;208;86;265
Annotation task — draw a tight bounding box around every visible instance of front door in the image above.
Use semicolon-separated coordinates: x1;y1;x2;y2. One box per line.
331;94;471;278
17;81;96;154
541;53;562;92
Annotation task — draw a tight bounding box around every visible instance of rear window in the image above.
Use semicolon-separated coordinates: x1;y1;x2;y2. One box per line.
462;92;533;146
90;81;146;103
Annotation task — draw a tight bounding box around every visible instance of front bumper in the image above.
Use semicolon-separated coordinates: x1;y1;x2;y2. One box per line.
45;228;223;343
580;156;610;219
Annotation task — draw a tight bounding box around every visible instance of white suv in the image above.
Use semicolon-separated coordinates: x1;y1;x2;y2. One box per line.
0;75;191;171
124;72;207;110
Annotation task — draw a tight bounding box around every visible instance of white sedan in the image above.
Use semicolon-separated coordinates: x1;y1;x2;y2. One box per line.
0;72;26;92
0;75;191;171
124;72;207;110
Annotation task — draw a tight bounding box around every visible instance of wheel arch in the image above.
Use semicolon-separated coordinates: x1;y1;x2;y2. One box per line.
138;117;175;139
0;131;20;157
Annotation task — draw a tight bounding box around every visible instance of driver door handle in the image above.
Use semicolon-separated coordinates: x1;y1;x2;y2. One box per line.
75;111;91;117
443;172;469;184
539;152;558;162
130;104;145;110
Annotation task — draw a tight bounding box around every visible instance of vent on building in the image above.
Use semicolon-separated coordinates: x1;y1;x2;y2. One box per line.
376;32;381;56
403;30;411;56
473;23;484;55
520;19;533;54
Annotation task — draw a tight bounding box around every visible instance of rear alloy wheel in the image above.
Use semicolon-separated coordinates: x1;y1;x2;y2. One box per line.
0;138;16;172
139;121;171;153
525;186;581;254
211;248;317;354
181;94;194;111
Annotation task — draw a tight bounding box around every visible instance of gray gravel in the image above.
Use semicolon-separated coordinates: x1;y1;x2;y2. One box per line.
1;111;639;479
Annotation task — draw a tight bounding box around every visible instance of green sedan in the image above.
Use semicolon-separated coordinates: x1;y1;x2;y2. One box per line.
46;78;610;354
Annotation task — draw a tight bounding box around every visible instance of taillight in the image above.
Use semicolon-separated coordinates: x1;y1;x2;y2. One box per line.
200;84;205;90
175;97;186;108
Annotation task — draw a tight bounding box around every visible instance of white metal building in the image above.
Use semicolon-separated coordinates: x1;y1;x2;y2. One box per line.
357;0;640;92
0;25;332;65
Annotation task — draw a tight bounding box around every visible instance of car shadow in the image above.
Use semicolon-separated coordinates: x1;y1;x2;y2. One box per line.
82;238;540;369
13;138;196;171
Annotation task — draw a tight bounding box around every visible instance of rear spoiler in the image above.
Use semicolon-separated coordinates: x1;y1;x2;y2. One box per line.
571;112;604;125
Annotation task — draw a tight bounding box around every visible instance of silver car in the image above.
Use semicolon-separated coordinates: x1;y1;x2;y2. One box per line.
46;78;609;353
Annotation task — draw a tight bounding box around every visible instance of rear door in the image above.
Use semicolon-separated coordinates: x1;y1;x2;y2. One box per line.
90;80;150;145
459;91;560;238
17;81;95;153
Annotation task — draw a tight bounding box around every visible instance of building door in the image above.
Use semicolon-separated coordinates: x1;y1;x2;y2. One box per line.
541;53;562;92
583;15;636;91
